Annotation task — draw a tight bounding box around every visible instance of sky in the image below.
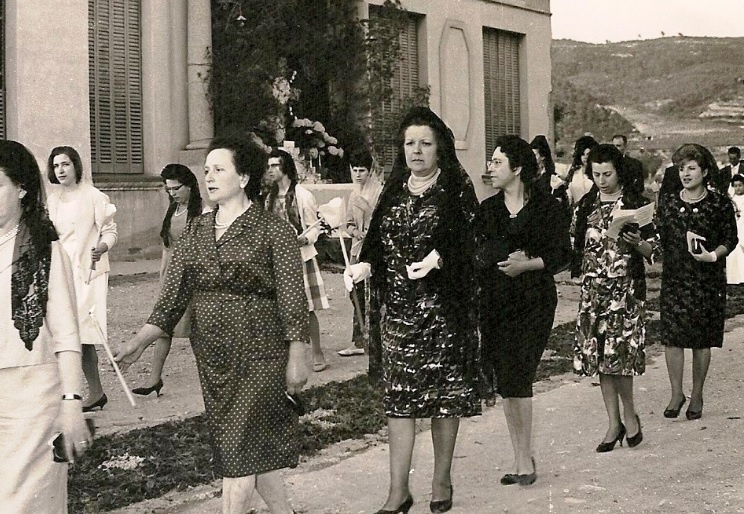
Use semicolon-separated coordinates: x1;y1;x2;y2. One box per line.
551;0;744;43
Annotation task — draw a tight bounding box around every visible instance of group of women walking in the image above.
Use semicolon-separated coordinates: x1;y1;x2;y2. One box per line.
0;106;737;513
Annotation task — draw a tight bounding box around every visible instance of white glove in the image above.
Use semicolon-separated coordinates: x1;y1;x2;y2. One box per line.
344;262;372;291
406;249;441;280
550;174;565;190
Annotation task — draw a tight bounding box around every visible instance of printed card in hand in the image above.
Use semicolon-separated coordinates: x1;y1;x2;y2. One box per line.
606;202;655;240
686;230;706;254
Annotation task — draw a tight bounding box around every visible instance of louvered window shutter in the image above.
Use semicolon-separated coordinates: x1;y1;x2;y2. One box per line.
0;1;5;140
483;28;521;159
88;0;143;174
369;7;420;169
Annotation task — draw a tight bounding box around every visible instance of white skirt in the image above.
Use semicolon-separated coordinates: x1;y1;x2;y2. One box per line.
0;363;67;513
727;245;744;284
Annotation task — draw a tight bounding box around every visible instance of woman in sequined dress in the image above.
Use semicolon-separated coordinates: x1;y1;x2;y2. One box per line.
346;107;480;514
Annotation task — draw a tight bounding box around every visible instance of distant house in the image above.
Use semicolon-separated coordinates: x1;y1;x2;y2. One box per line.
1;0;552;260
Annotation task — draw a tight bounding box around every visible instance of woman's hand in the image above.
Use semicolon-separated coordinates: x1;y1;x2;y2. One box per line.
59;401;93;463
286;341;309;395
406;250;441;280
621;230;643;250
114;339;148;372
297;235;309;247
344;262;372;291
91;242;109;263
691;248;718;263
497;250;530;278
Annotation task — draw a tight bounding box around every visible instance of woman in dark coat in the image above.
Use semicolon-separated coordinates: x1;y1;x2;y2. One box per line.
475;135;570;486
116;138;309;514
656;143;737;421
345;107;480;514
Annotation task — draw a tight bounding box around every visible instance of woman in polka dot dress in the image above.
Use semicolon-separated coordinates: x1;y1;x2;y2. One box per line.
116;138;309;514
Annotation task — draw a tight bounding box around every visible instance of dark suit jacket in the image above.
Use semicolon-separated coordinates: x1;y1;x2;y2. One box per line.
624;156;645;194
719;160;744;191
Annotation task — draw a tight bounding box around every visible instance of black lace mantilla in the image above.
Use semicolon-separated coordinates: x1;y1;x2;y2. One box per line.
11;222;55;350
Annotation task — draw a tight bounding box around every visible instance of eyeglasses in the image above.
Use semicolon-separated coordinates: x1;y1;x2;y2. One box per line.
164;185;184;193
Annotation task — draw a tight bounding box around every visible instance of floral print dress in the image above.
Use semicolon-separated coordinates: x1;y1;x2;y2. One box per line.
572;196;660;376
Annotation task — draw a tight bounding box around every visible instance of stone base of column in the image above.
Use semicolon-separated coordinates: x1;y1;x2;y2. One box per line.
185;138;211;150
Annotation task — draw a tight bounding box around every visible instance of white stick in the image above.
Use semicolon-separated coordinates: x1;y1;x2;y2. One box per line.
298;218;323;239
89;307;137;408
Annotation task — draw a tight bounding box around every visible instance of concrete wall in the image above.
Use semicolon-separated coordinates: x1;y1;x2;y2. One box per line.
4;0;92;173
367;0;553;200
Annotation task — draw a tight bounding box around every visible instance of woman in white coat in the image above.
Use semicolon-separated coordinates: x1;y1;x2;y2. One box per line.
47;146;117;411
265;148;328;371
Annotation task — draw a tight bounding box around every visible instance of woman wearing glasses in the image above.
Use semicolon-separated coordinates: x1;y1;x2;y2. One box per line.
132;164;204;397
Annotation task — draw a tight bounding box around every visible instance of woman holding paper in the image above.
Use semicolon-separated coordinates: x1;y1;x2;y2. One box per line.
265;148;328;371
656;143;737;420
345;107;480;514
47;146;117;412
572;144;659;452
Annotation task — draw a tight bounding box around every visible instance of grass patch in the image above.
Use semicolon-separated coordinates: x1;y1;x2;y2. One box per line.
69;284;744;512
69;375;385;512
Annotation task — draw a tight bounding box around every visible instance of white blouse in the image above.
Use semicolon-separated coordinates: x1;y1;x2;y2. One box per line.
0;239;81;369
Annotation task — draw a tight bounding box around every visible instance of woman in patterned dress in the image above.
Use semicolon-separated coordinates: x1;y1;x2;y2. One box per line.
116;138;309;514
656;144;737;421
132;164;204;396
345;107;480;514
264;148;328;371
572;144;659;452
475;135;571;485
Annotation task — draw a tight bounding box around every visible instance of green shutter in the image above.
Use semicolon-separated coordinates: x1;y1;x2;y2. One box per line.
483;27;521;158
88;0;143;174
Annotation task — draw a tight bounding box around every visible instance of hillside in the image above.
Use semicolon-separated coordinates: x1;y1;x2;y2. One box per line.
553;37;744;154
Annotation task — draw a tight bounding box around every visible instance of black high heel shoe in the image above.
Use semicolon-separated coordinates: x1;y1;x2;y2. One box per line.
82;394;108;413
374;495;413;514
686;401;703;420
626;415;643;447
663;397;686;418
430;485;453;513
501;457;537;486
132;379;164;397
596;424;626;453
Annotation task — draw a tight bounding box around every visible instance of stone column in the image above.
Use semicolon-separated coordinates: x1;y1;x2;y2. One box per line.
186;0;214;149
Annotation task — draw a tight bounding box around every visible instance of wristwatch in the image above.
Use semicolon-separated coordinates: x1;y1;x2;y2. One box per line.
62;393;83;401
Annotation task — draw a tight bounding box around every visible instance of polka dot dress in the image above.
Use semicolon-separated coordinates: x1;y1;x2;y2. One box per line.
147;205;309;477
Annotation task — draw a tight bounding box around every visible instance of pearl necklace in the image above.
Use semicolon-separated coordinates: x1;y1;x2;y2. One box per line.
0;224;20;247
681;188;707;203
173;205;187;217
214;202;251;230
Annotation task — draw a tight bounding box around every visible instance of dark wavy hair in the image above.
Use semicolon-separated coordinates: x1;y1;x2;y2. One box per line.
159;164;202;248
672;143;719;186
265;149;299;213
1;140;58;250
586;144;634;187
206;137;266;201
530;135;555;175
497;135;539;194
47;146;84;184
566;135;598;184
